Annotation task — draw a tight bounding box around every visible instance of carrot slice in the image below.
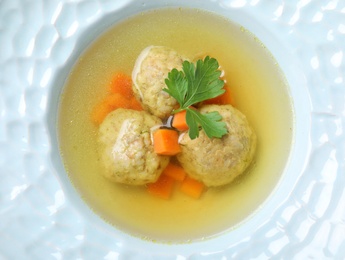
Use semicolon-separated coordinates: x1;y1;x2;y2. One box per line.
204;84;234;106
220;85;235;106
129;96;143;111
153;128;181;156
147;174;175;200
172;110;189;131
91;93;129;125
180;176;205;199
105;93;130;109
204;94;222;105
91;102;114;126
162;163;186;182
109;72;133;98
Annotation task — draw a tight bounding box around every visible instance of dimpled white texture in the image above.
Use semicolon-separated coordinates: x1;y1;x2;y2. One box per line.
0;0;344;259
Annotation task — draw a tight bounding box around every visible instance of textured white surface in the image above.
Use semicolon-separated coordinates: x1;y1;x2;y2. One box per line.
0;0;345;259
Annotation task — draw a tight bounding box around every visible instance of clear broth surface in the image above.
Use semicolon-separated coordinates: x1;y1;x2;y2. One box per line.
58;8;294;242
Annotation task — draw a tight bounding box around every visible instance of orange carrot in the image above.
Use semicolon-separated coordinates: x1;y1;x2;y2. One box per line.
153;128;181;156
180;176;205;199
129;96;143;111
204;84;235;106
91;102;113;126
109;72;133;98
172;110;189;131
147;174;175;199
204;94;222;105
220;85;235;106
105;93;130;109
91;93;129;125
162;163;186;182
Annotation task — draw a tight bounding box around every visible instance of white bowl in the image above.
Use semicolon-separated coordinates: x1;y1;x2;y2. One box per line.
1;0;344;258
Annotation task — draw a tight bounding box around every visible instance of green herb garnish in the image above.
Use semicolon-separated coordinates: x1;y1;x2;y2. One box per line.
164;56;228;139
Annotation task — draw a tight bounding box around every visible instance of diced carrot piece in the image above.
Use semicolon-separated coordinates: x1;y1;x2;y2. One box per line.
109;72;133;99
172;110;189;131
162;163;186;182
104;93;130;109
203;84;235;106
91;93;130;125
220;85;235;106
180;176;205;199
129;96;143;111
204;94;222;105
153;128;181;156
91;101;114;126
147;174;175;200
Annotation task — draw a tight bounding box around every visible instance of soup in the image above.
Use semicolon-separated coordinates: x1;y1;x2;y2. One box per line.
58;8;294;242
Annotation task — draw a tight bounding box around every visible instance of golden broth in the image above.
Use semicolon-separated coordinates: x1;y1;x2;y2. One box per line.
58;8;293;242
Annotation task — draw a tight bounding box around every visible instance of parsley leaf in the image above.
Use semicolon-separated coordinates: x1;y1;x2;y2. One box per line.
164;56;228;139
164;69;188;105
186;109;227;139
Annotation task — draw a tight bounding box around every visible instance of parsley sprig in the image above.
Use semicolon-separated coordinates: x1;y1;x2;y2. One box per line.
164;56;228;139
